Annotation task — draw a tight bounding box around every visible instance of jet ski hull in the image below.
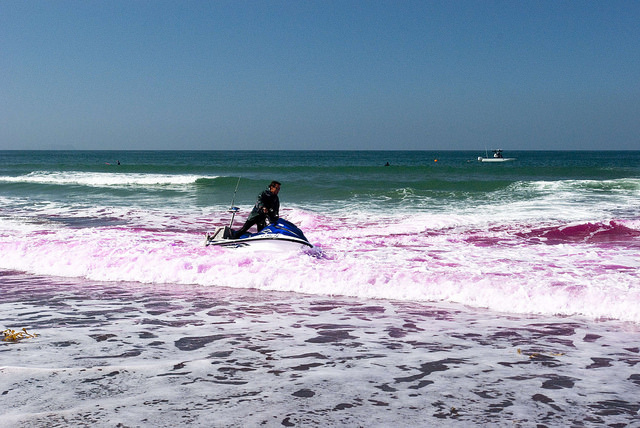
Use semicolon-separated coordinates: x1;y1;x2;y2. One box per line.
206;219;313;250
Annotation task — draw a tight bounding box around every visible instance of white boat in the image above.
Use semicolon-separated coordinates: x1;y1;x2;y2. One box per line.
478;149;515;162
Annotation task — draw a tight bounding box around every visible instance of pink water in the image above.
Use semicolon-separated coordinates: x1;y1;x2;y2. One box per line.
1;207;639;322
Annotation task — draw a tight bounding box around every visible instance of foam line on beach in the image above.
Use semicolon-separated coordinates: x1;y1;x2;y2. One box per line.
2;275;639;426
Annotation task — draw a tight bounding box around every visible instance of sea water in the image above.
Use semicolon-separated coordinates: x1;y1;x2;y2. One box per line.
1;150;639;426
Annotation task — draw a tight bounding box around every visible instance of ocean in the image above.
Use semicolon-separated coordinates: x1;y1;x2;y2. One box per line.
1;150;639;426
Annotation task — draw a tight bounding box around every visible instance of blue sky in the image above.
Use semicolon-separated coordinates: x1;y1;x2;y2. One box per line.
2;0;639;150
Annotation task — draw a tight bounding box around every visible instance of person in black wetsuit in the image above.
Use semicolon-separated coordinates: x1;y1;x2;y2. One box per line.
233;181;281;238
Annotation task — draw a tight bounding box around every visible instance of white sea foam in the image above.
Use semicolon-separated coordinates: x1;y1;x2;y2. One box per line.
1;204;638;323
0;171;218;189
2;275;638;426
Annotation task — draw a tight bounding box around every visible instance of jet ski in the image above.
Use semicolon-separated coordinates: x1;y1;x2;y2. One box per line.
205;218;313;250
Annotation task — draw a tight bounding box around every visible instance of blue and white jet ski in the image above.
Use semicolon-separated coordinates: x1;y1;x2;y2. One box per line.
205;218;313;250
206;179;313;250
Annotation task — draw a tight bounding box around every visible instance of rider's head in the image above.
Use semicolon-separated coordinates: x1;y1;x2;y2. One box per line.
269;181;281;194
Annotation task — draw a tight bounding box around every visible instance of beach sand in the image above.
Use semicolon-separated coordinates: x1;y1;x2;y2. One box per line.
2;270;639;427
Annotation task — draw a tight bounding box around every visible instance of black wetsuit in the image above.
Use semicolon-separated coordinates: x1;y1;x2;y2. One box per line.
233;188;280;237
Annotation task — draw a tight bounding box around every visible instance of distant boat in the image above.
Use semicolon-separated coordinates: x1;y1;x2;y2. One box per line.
478;149;515;162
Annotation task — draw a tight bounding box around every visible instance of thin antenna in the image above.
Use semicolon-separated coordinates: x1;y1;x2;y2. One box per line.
228;177;241;228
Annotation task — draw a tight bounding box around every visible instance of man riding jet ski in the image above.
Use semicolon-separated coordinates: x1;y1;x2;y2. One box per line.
205;180;313;250
233;180;281;238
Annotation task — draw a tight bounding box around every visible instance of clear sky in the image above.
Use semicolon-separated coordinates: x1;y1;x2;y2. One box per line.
2;0;639;151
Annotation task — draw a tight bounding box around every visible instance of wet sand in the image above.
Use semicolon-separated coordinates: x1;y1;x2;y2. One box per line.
1;270;639;427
